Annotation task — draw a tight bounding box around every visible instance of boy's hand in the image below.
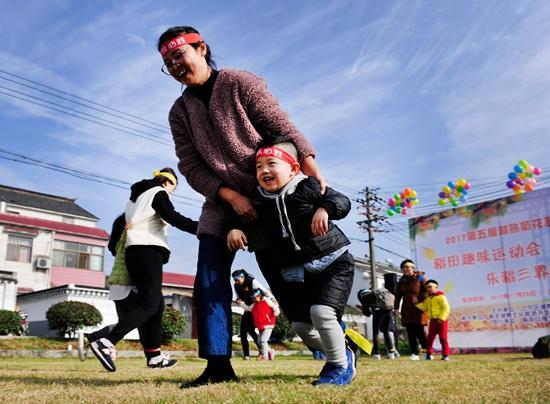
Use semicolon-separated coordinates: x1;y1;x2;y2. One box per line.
227;229;248;251
236;299;243;305
311;207;329;236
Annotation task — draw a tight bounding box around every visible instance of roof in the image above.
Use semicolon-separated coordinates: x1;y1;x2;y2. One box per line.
0;184;98;220
0;212;109;240
162;272;195;288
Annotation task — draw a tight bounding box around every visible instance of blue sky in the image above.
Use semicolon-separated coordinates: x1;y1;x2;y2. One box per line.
1;0;549;279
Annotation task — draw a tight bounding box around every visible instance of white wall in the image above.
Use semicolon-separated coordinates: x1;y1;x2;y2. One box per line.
6;205;97;227
18;285;138;339
0;279;17;310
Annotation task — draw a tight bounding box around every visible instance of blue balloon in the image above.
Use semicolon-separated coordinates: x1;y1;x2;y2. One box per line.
508;172;518;180
460;196;466;203
514;165;523;173
462;190;468;196
448;181;455;189
438;192;447;198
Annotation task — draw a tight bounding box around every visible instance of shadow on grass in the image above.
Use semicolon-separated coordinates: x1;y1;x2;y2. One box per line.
175;373;315;388
0;375;185;387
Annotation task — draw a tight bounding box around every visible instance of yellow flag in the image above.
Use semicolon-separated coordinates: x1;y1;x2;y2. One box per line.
345;328;373;355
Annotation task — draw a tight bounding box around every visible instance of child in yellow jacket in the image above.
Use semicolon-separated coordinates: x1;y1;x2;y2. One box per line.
416;279;451;360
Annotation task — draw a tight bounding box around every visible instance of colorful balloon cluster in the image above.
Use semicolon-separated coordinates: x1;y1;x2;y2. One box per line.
438;178;471;207
387;188;419;216
506;160;542;194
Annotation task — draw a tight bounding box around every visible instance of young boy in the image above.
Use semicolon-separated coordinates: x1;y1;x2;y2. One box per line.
415;279;451;360
227;136;356;385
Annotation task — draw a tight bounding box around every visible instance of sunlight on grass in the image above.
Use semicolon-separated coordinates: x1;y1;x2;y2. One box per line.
0;354;548;403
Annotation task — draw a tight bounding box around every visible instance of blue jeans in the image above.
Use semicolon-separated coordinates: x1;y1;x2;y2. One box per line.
195;235;235;358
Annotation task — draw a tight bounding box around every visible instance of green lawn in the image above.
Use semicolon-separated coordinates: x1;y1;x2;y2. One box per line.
0;354;548;403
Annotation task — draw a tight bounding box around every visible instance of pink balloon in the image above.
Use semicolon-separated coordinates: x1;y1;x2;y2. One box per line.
533;167;542;175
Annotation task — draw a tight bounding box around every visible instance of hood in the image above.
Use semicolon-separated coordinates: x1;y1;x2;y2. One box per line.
129;179;162;202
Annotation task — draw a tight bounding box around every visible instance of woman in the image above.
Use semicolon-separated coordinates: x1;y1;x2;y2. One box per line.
157;26;325;387
393;259;428;360
89;168;198;372
232;269;273;360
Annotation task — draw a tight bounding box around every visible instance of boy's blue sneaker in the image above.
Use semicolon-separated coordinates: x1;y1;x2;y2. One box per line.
312;363;349;386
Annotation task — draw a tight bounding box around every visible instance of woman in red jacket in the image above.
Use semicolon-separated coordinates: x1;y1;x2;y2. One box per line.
238;289;280;360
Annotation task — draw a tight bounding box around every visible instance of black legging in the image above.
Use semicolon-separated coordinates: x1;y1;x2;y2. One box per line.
239;311;259;357
405;323;427;355
372;309;396;355
107;246;164;347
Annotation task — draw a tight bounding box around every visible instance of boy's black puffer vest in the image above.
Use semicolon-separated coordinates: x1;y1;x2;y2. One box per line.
250;177;351;268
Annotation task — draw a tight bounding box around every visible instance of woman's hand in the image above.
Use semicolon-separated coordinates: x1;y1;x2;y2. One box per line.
301;155;327;195
227;229;248;251
311;207;329;236
218;186;258;222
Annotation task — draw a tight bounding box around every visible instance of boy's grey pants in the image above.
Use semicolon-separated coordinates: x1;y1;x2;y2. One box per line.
292;304;347;368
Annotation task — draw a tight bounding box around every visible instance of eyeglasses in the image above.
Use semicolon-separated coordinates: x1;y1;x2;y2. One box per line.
161;49;187;75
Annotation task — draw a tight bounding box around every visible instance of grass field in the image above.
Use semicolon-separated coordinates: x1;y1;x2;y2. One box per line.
0;353;548;403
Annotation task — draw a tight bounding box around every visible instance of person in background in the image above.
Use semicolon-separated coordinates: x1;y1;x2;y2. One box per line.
89;168;197;372
416;279;451;361
157;25;325;387
237;288;280;360
232;269;273;360
393;259;428;360
357;287;399;360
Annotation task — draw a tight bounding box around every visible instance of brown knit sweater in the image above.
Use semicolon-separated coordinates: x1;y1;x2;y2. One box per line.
168;68;316;238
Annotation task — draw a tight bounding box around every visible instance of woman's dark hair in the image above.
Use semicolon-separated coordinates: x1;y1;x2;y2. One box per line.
154;167;178;186
157;26;216;69
232;269;250;279
400;259;415;269
426;279;439;286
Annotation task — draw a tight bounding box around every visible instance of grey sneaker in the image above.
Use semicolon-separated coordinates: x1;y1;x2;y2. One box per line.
387;352;396;360
373;354;381;360
409;354;420;361
148;353;177;369
90;338;116;372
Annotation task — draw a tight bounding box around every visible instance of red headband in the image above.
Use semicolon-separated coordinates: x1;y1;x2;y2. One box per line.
160;33;203;58
256;146;297;165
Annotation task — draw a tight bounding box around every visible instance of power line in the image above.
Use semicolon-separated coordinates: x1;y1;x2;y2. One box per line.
0;73;169;135
0;88;173;147
0;68;169;130
0;147;204;208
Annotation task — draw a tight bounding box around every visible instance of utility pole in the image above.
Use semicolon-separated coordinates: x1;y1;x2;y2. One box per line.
365;187;377;289
356;186;388;290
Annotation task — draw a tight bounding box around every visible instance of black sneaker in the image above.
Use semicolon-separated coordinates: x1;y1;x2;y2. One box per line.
148;353;177;369
90;338;116;372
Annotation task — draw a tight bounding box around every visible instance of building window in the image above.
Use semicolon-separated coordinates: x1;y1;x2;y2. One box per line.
52;240;104;271
6;235;32;262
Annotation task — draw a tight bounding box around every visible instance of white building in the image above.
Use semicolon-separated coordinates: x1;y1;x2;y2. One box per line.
0;184;109;296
